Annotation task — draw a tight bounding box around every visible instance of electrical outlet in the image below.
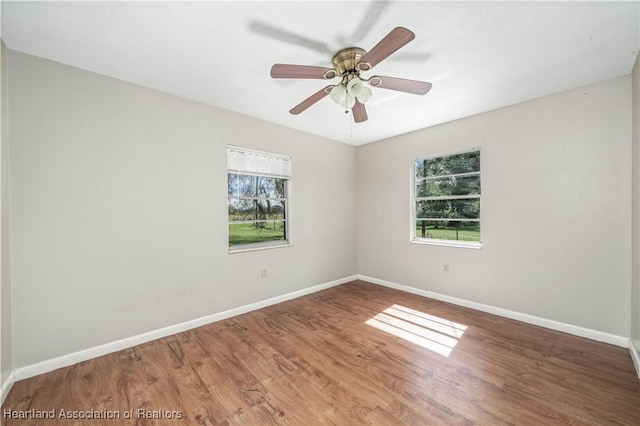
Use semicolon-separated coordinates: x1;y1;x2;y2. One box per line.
261;268;268;278
443;264;449;273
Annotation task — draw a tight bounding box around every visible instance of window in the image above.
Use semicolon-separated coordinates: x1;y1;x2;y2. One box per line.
227;146;291;251
412;149;481;247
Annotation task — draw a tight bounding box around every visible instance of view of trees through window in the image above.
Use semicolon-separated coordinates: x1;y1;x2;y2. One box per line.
414;150;481;243
228;173;287;247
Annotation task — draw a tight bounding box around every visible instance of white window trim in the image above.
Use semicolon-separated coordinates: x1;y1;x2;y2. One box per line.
409;148;482;249
411;237;482;250
227;145;292;253
228;241;293;254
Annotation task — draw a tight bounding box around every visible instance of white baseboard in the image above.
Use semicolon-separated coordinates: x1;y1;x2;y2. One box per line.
630;339;640;378
1;371;15;405
358;274;629;348
15;275;357;381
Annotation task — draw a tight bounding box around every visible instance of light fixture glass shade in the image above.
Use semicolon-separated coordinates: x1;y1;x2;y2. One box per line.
357;85;373;104
331;78;373;109
347;78;364;98
330;84;347;104
341;93;356;109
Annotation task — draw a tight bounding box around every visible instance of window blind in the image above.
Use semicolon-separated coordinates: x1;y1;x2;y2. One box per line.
227;146;291;178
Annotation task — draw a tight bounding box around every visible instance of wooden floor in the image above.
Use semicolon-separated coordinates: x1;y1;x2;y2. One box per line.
3;280;639;425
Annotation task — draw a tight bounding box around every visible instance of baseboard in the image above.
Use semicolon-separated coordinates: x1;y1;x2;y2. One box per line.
630;339;640;378
15;275;358;381
358;275;629;348
1;371;15;405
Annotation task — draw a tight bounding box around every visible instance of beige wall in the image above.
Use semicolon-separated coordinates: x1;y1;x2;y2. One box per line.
1;41;13;398
7;50;357;368
632;53;640;357
357;76;632;337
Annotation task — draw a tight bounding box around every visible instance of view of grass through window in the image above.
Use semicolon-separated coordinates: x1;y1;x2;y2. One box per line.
414;150;481;243
228;173;287;247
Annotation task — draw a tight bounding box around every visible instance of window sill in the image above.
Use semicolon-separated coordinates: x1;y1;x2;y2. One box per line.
229;241;293;254
411;238;482;250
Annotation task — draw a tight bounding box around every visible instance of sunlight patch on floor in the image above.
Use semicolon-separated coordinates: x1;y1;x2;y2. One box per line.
365;304;467;357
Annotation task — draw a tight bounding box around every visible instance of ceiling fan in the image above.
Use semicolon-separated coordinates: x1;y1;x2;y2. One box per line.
270;27;432;123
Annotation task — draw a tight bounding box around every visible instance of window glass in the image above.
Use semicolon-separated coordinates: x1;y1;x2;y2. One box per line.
413;150;481;245
227;146;290;250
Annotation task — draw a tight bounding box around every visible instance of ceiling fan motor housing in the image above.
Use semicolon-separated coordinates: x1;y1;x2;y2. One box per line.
332;47;368;77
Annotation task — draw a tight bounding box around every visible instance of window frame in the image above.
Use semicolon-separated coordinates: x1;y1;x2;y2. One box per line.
227;146;292;253
410;148;482;249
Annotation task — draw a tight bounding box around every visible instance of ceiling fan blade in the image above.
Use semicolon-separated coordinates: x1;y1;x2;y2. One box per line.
358;27;415;71
369;75;432;95
271;64;337;79
289;86;333;115
352;100;368;123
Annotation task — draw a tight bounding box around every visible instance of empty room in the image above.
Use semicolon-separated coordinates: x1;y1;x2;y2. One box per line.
1;1;639;424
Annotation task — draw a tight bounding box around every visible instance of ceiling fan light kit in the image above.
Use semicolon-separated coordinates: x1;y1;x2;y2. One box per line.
329;72;373;109
270;27;432;123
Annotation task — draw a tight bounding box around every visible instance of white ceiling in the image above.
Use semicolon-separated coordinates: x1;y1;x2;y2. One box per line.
1;1;639;146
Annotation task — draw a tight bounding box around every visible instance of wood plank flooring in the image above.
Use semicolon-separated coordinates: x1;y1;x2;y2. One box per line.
2;280;639;425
